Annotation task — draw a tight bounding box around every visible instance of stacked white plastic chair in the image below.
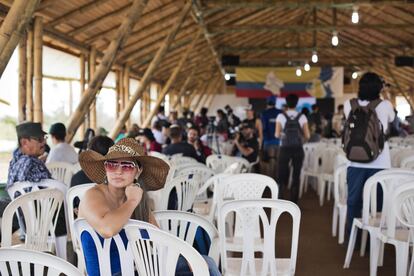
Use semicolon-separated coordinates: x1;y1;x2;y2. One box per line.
46;161;76;186
66;183;95;273
125;221;209;276
344;169;414;275
218;199;301;276
0;248;82;276
206;154;247;174
1;188;64;254
332;161;349;244
154;210;220;264
299;142;324;198
216;173;279;251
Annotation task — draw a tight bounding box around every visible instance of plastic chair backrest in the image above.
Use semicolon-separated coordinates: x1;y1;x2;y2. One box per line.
176;166;214;189
72;163;82;174
159;174;202;211
206;154;236;174
218;173;279;238
320;146;342;175
148;151;170;163
333;162;349;205
46;161;75;186
74;219;145;276
401;155;414;169
153;210;220;264
125;221;209;276
0;248;82;276
362;169;414;226
1;188;64;252
391;149;414;168
66;183;95;267
169;156;199;166
218;199;301;275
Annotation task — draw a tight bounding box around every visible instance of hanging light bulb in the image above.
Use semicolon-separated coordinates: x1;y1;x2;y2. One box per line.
224;73;231;81
352;72;358;79
295;67;302;77
311;51;318;63
304;62;311;72
331;31;339;46
352;6;359;24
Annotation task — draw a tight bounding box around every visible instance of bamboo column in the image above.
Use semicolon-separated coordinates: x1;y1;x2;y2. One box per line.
18;32;27;123
26;29;33;121
109;1;192;139
171;75;192;110
123;65;131;128
79;53;86;135
0;0;41;77
66;0;149;142
141;30;200;128
89;46;97;130
33;16;43;124
115;69;121;117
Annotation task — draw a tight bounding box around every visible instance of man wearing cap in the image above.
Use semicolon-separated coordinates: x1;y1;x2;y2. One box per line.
46;122;78;164
260;96;282;178
233;121;259;163
7;122;51;190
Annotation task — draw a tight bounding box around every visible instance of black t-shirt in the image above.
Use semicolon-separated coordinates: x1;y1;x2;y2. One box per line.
70;170;92;187
241;137;259;163
162;142;203;163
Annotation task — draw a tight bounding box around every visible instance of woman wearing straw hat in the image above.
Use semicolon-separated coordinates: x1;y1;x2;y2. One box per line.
78;138;220;276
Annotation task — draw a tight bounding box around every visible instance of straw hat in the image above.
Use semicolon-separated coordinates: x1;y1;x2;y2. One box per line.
79;138;170;191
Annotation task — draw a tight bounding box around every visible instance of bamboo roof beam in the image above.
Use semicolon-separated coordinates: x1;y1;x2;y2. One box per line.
191;0;225;77
66;0;149;142
142;30;201;128
109;1;192;139
47;0;113;27
203;0;409;10
0;0;40;77
209;23;414;35
68;4;131;37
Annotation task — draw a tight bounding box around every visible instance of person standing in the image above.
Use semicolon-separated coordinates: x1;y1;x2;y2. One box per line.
343;72;395;236
275;94;310;203
260;96;282;179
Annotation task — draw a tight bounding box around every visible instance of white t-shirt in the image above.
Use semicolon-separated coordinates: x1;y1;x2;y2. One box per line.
46;142;79;164
276;110;308;129
344;99;395;169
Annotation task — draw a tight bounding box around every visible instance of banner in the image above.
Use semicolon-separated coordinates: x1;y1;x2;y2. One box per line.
235;66;344;99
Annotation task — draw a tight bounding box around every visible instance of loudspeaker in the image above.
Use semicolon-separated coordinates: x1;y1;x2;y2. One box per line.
222;55;240;66
395;56;414;67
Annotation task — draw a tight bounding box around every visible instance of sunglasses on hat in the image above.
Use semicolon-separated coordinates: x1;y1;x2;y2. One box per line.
104;160;141;172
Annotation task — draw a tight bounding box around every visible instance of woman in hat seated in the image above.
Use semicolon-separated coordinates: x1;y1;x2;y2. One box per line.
78;138;220;276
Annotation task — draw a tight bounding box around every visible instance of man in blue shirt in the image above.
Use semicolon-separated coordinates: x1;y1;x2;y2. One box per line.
260;96;282;179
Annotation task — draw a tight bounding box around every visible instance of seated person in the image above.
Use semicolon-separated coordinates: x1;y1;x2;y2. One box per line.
78;138;220;276
187;126;212;163
232;122;259;163
71;135;114;188
136;128;162;153
162;125;202;162
46;122;78;164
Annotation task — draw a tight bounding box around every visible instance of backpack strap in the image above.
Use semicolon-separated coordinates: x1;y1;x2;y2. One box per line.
282;112;290;120
367;98;382;110
350;98;359;111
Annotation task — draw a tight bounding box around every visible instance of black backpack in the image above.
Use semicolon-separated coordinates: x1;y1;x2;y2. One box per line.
281;112;303;147
342;98;385;163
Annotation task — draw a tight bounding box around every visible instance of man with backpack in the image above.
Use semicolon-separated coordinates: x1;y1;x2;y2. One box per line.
342;72;395;236
275;93;310;203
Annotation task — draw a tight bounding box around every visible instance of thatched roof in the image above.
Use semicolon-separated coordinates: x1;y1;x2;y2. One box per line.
1;0;413;94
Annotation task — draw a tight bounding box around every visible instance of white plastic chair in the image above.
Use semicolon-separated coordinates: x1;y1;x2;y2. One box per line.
46;161;75;186
299;142;324;198
332;162;349;244
72;162;82;174
401;155;414;169
148;151;170;163
125;221;209;276
66;183;95;273
6;180;69;260
392;182;414;276
1;188;63;254
391;149;414;168
74;218;147;276
153;210;220;264
217;173;279;252
0;248;82;276
155;173;202;211
218;199;301;276
206;154;238;174
169;155;199;166
344;169;414;275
